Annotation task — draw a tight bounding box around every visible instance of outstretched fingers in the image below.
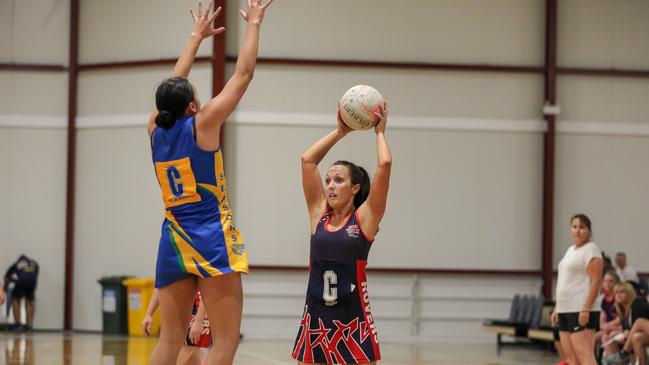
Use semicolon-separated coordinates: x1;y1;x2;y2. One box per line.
197;1;203;18
203;0;213;19
208;5;222;23
261;0;274;9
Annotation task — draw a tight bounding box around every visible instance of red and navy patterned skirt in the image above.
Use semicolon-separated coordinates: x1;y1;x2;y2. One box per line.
292;266;380;364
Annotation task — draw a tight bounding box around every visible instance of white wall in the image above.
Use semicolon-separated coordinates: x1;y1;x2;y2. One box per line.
226;0;545;66
0;127;67;329
553;133;649;267
0;0;69;64
79;0;213;63
553;0;649;270
558;0;649;69
0;0;68;329
72;127;163;331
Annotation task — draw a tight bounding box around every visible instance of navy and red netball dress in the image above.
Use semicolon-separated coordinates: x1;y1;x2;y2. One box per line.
292;211;381;364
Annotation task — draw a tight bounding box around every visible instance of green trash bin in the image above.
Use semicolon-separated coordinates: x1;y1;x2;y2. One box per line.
98;276;131;335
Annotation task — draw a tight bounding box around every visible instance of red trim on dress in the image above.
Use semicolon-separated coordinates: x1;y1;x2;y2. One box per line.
324;211;354;232
354;211;375;244
355;260;381;360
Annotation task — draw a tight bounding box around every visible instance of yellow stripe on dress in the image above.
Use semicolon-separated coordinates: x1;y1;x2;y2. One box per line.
166;211;223;277
199;150;249;273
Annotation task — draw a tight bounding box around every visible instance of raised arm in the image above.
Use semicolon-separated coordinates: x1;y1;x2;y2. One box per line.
302;114;353;231
147;0;225;136
357;103;391;241
195;0;274;150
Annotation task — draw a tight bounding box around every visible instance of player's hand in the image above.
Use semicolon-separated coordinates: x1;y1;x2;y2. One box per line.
239;0;274;25
374;102;387;134
190;0;225;40
188;320;202;345
578;310;589;327
0;290;5;306
550;310;558;326
141;314;153;336
336;103;354;136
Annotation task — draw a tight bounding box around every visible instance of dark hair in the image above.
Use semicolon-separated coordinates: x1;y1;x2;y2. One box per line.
154;77;195;129
570;213;592;232
332;160;370;209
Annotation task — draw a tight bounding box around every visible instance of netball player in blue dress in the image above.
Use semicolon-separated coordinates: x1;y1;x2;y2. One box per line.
147;1;273;364
293;104;391;364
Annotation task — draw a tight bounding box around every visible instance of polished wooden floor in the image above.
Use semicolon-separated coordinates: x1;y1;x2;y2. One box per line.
1;331;560;365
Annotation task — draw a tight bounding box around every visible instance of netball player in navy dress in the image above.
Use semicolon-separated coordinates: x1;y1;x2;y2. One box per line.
293;104;391;364
147;1;273;364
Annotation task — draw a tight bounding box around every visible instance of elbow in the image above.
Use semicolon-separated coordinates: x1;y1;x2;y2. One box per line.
301;155;313;166
236;68;254;83
301;155;319;169
379;158;392;169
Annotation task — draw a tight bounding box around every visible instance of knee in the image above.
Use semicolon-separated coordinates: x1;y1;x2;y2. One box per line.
158;327;186;346
632;332;645;344
212;330;240;350
156;335;184;353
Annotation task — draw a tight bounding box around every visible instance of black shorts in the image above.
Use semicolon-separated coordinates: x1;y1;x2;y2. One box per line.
12;282;36;301
558;312;600;333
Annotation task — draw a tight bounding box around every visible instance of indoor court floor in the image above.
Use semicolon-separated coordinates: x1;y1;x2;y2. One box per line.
1;332;560;365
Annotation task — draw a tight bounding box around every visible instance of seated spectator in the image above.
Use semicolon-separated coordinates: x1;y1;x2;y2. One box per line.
604;285;649;364
601;282;635;357
4;255;39;331
615;252;639;284
599;272;622;356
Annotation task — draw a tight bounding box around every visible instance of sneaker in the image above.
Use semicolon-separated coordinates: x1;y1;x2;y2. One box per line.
9;323;23;332
604;351;629;364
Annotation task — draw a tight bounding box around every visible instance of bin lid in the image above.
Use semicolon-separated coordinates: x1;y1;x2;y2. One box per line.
122;278;155;286
98;276;132;285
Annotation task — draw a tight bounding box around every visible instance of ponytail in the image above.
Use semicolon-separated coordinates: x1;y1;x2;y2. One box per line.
354;166;370;209
155;110;176;129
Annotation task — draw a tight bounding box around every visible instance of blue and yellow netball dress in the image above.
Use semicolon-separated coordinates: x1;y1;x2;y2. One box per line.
151;116;248;288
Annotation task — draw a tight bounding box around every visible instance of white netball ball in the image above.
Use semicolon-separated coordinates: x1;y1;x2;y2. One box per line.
339;85;384;131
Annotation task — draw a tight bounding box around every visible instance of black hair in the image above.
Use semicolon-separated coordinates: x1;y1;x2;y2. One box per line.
154;77;195;129
332;160;370;209
570;213;592;232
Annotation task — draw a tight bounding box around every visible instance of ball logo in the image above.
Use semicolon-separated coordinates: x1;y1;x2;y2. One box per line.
166;166;184;197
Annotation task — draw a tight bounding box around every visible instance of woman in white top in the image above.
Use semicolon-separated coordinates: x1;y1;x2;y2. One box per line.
552;214;604;365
